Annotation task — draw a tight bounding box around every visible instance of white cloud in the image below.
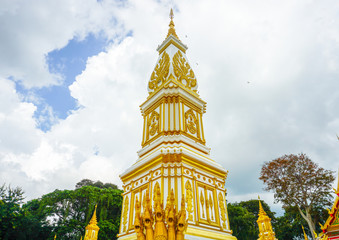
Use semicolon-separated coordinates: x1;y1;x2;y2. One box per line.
0;0;124;88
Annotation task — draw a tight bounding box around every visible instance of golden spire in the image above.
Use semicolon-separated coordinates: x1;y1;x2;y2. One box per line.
89;205;98;226
258;196;267;217
302;225;309;240
84;205;100;240
257;196;277;240
166;8;179;39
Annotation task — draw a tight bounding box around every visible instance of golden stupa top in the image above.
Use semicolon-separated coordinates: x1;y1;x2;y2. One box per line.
257;196;270;222
257;197;277;240
166;8;180;40
148;9;198;96
89;205;98;226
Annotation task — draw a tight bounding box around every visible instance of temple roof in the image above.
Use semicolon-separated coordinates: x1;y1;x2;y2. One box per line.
320;172;339;235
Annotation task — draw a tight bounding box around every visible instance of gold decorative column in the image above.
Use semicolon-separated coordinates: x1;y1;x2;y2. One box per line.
117;9;236;240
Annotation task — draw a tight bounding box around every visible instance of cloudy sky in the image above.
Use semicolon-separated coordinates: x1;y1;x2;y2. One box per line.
1;0;339;215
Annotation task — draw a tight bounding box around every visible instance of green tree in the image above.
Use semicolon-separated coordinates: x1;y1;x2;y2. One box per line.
0;184;50;239
227;202;257;239
259;153;335;239
75;179;118;190
32;182;123;240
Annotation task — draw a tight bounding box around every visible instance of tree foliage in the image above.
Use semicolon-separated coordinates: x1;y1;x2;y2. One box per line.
75;179;118;190
259;153;335;239
0;180;123;240
0;184;50;239
228;202;257;240
33;181;123;240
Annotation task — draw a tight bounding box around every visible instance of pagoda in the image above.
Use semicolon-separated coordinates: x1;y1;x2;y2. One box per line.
257;197;277;240
84;205;100;240
318;172;339;240
117;9;236;240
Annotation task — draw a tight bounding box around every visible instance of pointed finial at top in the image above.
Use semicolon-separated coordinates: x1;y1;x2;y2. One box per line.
166;8;179;40
89;204;98;226
258;196;267;217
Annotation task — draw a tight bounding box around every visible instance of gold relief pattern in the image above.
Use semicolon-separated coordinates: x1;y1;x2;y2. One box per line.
218;192;227;229
185;181;194;221
185;109;197;134
123;196;129;232
148;111;159;137
153;182;161;205
208;194;214;221
200;191;205;218
172;50;197;89
149;52;170;91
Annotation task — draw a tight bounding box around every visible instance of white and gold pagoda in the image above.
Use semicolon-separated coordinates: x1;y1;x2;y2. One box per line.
117;9;236;240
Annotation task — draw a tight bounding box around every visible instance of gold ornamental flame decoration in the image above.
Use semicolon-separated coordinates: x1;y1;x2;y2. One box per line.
149;52;170;92
185;181;194;221
153;182;161;205
172;50;197;90
218;192;227;229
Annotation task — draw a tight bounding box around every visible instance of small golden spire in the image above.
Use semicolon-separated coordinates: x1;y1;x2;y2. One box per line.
89;205;98;226
84;204;100;240
257;197;277;240
54;234;57;240
258;196;266;217
166;8;179;40
302;225;309;240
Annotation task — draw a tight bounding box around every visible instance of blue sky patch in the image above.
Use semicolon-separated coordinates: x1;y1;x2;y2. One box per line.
15;33;112;132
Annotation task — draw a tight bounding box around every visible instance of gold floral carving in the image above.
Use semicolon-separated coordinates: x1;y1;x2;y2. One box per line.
200;191;205;218
208;194;214;221
172;50;197;89
185;181;194;221
218;192;227;229
185;109;197;134
148;111;159;137
149;52;170;91
123;196;129;231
